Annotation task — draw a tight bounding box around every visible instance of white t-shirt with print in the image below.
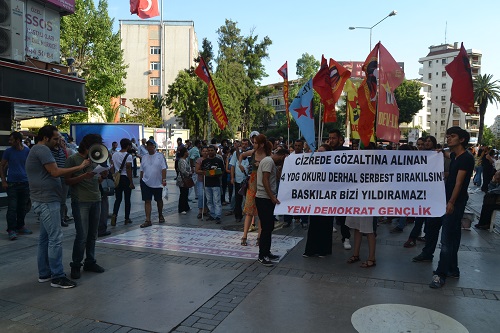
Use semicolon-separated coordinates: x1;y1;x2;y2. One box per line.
140;152;167;188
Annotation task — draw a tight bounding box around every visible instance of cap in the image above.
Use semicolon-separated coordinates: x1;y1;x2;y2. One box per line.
146;139;155;145
250;131;259;138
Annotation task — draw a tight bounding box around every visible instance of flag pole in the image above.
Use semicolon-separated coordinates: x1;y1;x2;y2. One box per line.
318;104;323;149
345;93;351;145
159;0;164;120
444;102;454;146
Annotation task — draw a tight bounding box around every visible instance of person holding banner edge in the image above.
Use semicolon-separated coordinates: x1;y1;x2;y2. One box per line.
430;127;474;289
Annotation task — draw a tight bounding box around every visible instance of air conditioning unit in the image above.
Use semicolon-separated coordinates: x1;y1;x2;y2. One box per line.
0;0;26;62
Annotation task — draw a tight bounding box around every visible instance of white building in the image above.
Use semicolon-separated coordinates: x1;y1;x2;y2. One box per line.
119;20;198;125
399;81;432;139
491;115;500;139
418;43;482;143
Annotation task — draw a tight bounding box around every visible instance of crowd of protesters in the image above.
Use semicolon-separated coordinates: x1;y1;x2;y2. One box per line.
0;124;492;290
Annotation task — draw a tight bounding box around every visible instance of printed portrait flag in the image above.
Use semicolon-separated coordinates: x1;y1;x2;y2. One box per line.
289;79;316;151
313;55;336;123
377;43;405;143
445;42;476;114
195;57;228;130
357;43;380;147
130;0;160;19
277;62;290;128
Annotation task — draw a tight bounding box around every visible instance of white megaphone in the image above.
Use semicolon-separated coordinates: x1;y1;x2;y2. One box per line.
88;144;109;165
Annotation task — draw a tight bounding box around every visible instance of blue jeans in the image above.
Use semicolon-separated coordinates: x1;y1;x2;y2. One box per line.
205;186;222;219
71;201;101;267
473;165;482;186
99;195;109;234
33;201;65;279
435;198;467;280
196;180;205;209
6;182;30;231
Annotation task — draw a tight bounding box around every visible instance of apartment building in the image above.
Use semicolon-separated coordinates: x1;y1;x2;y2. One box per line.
399;81;432;138
490;115;500;139
418;43;482;144
119;20;198;125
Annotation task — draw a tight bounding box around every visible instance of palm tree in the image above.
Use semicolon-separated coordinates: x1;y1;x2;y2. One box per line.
474;74;500;144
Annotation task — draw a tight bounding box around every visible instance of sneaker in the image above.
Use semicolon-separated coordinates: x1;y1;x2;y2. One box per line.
215;218;221;224
98;231;111;237
302;253;313;258
429;275;445;289
38;276;51;283
110;214;117;226
416;236;426;242
16;227;33;235
343;239;352;250
71;266;81;279
51;277;77;289
390;227;404;233
61;221;69;227
83;263;105;273
124;219;132;225
433;270;460;279
412;254;433;262
257;257;274;267
205;216;215;221
268;253;280;261
403;239;417;248
64;216;74;222
8;230;17;240
180;211;187;215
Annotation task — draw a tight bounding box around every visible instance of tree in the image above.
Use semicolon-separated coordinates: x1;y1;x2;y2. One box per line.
59;0;127;129
394;80;424;124
481;126;495;147
124;98;163;127
296;53;320;81
474;74;500;145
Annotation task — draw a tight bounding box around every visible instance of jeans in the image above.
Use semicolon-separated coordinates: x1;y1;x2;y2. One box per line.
6;182;30;231
33;201;65;279
419;217;442;258
473;165;482;186
205;186;222;219
435;198;467;279
396;216;407;230
113;175;131;219
60;182;69;223
71;201;101;267
178;186;190;213
196;180;205;210
255;197;275;259
99;195;109;234
234;182;244;220
335;216;351;241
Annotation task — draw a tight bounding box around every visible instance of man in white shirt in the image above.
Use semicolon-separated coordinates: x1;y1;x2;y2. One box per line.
139;140;167;228
138;138;148;158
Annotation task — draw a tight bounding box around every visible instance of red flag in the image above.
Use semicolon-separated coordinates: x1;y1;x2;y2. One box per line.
277;62;290;128
377;43;404;143
130;0;159;19
195;57;228;130
357;43;380;147
326;58;351;123
445;43;476;114
313;55;336;122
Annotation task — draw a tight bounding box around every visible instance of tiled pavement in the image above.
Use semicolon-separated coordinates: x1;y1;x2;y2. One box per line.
1;173;500;333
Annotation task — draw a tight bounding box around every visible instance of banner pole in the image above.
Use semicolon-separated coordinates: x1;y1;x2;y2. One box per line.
444;102;454;146
318;104;323;149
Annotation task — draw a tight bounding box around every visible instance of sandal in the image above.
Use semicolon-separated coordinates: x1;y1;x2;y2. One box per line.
347;255;360;264
159;215;165;223
241;238;247;246
403;239;416;248
140;221;152;228
360;259;376;268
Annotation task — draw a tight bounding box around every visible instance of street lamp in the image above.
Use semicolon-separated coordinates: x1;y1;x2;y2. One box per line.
349;10;397;51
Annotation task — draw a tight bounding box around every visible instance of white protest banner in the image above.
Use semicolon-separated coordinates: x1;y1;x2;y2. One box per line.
274;150;446;217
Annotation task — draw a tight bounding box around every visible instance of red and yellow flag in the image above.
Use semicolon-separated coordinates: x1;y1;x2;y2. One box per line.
326;58;351;123
277;62;290;128
313;55;336;122
195;57;228;130
357;43;380;147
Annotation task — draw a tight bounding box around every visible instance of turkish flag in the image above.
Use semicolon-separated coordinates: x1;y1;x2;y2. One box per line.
130;0;160;19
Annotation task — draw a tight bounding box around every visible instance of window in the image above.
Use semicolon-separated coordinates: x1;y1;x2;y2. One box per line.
150;93;160;99
441;96;446;101
453;120;460;126
427;100;432;106
442;83;446;89
428;73;432;79
436;96;438;100
442;58;447;64
441;108;446;113
436;84;438;88
150;62;160;71
441;121;445;126
442;71;446;77
150;46;161;54
436;72;439;76
428;86;432;92
270;98;280;106
436;60;439;63
428;61;432;67
150;77;160;86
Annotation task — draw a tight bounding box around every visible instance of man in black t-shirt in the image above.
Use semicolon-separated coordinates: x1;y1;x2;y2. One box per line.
430;127;474;289
201;145;224;223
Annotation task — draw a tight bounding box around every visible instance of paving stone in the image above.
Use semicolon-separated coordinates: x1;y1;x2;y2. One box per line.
192;311;214;320
197;307;219;315
175;326;200;333
181;315;200;327
197;318;221;326
213;311;229;321
192;323;216;331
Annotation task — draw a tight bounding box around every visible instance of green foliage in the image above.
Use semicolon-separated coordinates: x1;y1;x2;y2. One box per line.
60;0;127;123
296;53;320;81
123;99;163;127
394;80;424;124
481;126;495;147
474;74;500;145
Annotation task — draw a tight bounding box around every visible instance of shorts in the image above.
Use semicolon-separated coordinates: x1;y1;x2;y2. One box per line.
140;179;162;202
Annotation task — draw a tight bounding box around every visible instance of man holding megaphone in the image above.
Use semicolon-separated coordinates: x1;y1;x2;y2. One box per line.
65;134;109;280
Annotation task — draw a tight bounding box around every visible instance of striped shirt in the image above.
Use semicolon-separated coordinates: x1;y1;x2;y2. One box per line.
51;147;67;168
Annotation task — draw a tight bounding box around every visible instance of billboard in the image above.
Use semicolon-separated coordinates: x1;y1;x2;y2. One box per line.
25;0;61;62
44;0;75;14
70;123;144;150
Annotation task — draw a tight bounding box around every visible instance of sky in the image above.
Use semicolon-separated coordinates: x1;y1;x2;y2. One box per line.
105;0;500;125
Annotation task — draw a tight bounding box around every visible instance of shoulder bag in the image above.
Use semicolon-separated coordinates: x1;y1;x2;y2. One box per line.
113;153;130;187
